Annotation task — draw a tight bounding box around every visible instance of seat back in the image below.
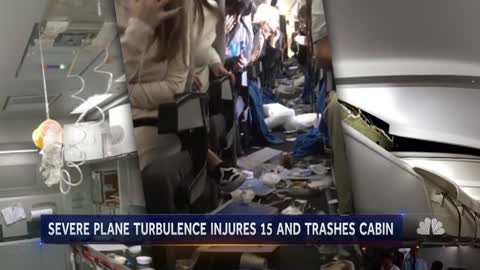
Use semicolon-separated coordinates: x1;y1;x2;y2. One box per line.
154;93;215;212
157;93;208;133
208;76;238;164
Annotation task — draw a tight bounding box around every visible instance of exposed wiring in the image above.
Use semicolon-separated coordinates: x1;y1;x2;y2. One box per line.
75;45;114;123
58;136;85;195
94;47;114;94
60;37;118;194
66;48;106;126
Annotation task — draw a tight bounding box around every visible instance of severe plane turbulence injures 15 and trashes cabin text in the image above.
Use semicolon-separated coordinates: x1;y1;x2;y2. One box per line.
47;221;395;237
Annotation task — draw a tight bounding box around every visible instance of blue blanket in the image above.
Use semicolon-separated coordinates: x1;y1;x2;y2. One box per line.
248;81;284;145
294;80;328;158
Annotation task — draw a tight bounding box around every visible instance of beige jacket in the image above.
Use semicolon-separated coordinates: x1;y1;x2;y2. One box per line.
116;0;192;169
192;0;222;92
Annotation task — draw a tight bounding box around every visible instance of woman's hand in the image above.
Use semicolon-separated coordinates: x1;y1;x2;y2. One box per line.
192;75;203;92
233;55;248;72
128;0;181;29
211;63;235;82
269;30;281;48
225;15;238;34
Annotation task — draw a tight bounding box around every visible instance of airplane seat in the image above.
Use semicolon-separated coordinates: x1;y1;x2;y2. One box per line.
134;92;218;213
342;123;434;236
208;76;237;164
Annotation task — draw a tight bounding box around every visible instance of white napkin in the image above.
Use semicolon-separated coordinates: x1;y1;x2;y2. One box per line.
1;203;27;225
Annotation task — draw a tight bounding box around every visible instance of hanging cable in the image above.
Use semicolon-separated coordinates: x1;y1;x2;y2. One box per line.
94;47;114;94
37;28;86;195
60;35;119;194
38;26;50;119
66;48;106;126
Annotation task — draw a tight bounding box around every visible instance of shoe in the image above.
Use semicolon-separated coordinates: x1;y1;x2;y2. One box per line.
217;166;246;193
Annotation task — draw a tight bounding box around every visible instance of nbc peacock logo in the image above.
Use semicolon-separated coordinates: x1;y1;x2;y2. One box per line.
416;217;445;236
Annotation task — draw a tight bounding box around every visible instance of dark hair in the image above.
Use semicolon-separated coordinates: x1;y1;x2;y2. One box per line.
383;252;394;261
431;261;444;270
298;4;307;21
226;0;253;16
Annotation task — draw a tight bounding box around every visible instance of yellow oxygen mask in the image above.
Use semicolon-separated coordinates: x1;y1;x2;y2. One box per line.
32;119;64;149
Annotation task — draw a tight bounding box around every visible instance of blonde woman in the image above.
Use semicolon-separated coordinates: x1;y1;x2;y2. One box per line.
116;0;191;216
117;0;244;217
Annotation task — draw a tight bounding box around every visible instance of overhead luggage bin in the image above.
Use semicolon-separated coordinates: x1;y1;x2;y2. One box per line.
326;0;480;241
399;154;480;209
400;154;480;240
342;124;437;237
325;0;480;149
325;0;480;78
341;124;480;240
413;168;477;240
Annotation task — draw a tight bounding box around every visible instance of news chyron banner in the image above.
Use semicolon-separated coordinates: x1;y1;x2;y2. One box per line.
41;215;403;245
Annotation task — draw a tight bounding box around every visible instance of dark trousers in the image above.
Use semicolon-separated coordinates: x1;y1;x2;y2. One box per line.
140;151;193;270
141;151;192;214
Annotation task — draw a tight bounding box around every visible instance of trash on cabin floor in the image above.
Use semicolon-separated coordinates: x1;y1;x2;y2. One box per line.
261;172;282;187
231;189;256;204
239;178;275;197
287;182;325;196
309;163;330;176
281;152;294;169
237;148;283;173
307;175;333;190
263;102;320;131
242;170;255;180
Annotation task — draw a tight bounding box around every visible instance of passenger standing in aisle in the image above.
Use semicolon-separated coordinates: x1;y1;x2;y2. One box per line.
116;1;190;268
401;248;428;270
117;0;191;214
309;0;354;214
191;0;246;191
382;253;401;270
224;0;255;72
118;0;245;215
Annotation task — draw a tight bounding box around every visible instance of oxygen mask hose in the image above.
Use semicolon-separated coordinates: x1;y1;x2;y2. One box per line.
34;29;84;194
